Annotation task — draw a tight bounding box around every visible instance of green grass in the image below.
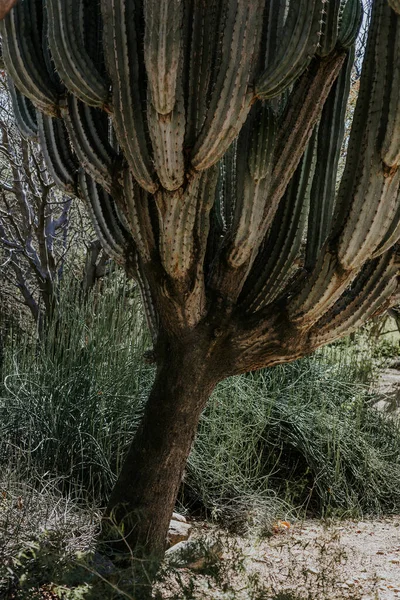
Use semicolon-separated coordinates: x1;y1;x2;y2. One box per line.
187;345;400;528
0;270;153;503
1;268;400;528
1;269;399;598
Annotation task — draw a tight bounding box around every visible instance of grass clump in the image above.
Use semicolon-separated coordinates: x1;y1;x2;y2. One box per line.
0;269;153;503
185;339;400;527
1;271;399;597
1;269;400;529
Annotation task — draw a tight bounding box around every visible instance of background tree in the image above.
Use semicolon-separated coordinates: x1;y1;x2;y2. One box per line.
1;0;400;561
0;74;108;334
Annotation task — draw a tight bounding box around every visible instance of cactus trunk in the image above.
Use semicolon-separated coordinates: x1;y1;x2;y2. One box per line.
103;328;221;560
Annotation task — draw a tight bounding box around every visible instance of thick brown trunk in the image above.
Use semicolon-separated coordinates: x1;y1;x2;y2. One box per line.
102;332;219;561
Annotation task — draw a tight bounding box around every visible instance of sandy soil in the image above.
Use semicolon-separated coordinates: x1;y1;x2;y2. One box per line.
162;517;400;599
242;516;400;599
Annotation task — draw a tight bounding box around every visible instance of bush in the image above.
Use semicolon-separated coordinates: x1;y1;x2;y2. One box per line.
1;272;400;529
0;269;152;502
186;344;400;528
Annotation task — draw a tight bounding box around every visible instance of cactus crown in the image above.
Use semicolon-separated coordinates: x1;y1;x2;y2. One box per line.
2;0;400;372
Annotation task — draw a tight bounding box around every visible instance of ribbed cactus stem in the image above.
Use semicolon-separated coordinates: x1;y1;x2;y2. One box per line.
0;1;58;114
256;0;324;98
8;75;37;138
47;0;108;108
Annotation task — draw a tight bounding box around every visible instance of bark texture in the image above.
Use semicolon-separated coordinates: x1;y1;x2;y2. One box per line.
103;329;222;558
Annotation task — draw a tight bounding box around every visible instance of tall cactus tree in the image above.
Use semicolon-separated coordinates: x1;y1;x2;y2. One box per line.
2;0;400;559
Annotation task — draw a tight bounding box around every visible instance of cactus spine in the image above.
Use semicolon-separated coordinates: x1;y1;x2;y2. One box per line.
3;0;400;560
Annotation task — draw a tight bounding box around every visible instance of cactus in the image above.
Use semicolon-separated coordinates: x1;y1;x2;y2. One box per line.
2;0;400;563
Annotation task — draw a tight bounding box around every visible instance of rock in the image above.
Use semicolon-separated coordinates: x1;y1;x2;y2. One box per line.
172;511;187;523
167;519;192;547
165;538;223;570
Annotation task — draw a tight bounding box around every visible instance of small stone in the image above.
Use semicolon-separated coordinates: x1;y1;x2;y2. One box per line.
165;538;223;570
345;580;355;587
307;567;319;575
390;558;400;564
167;519;192;547
172;511;187;523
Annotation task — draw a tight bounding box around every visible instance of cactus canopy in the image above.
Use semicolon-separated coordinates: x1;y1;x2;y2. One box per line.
2;0;400;559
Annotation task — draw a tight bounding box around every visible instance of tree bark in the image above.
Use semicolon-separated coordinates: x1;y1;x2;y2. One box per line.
102;331;220;561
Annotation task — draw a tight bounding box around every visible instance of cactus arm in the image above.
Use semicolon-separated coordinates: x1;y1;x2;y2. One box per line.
267;51;346;234
185;0;223;147
0;0;58;114
191;0;264;172
262;0;286;68
122;168;155;264
79;170;128;262
381;11;400;168
220;141;238;232
62;95;116;193
311;251;399;344
144;0;183;116
37;111;78;194
255;0;324;99
144;0;185;190
339;164;400;269
195;166;219;274
101;0;158;193
241;131;317;312
336;3;400;269
338;0;363;48
372;189;400;257
147;80;185;191
318;0;341;57
209;140;238;240
8;76;37;138
46;0;108;108
156;176;204;280
133;255;159;342
305;49;353;269
227;103;276;269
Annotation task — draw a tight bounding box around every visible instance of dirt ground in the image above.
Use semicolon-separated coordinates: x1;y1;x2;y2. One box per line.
160;517;400;599
242;516;400;599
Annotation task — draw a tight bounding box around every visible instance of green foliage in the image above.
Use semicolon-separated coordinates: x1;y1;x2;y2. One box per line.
185;336;400;527
1;274;400;527
0;268;152;502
